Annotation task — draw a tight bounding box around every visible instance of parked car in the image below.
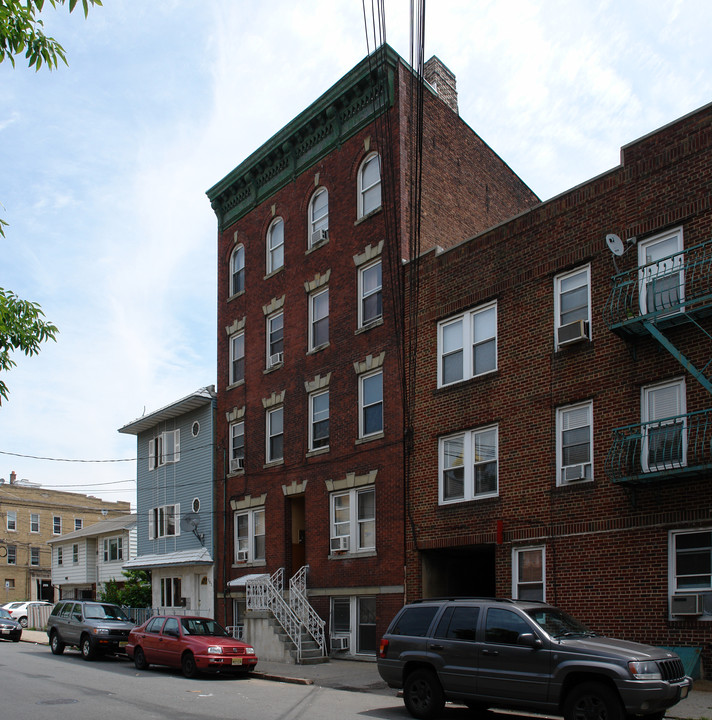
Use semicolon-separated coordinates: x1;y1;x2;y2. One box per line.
7;600;51;628
377;597;692;720
126;615;258;678
0;608;22;642
47;600;135;660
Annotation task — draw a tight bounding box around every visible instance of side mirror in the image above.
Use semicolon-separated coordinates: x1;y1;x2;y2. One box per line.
518;632;542;649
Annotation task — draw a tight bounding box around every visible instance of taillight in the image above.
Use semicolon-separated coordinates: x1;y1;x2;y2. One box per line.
378;637;389;658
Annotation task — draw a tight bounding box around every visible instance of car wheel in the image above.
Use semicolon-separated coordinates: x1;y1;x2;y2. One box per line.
134;647;149;671
50;630;65;655
80;634;97;661
19;616;28;628
564;682;623;720
403;668;445;720
181;651;198;679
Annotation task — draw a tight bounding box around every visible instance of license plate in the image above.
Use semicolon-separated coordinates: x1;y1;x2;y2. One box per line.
680;686;689;700
231;657;243;666
119;641;127;647
1;629;9;635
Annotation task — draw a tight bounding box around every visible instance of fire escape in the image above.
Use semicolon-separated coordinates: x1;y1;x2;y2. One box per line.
603;237;712;485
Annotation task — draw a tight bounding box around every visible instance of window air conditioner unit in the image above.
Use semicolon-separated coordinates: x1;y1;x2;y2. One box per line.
331;635;349;651
330;536;350;553
230;457;244;473
236;550;249;563
269;352;283;367
670;594;703;616
180;597;189;608
312;228;329;245
557;320;589;347
562;464;590;482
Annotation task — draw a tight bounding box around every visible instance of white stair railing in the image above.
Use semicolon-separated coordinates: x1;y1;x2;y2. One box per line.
289;565;326;657
246;569;303;660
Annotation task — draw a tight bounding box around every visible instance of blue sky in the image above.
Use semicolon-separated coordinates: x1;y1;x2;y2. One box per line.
1;0;711;506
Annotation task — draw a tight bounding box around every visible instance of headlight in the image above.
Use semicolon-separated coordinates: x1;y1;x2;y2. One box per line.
245;647;255;655
629;661;662;680
93;628;110;635
207;646;224;655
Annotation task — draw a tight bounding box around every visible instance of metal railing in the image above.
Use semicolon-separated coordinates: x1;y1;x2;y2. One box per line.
606;408;712;483
226;624;244;640
603;238;712;333
289;566;326;657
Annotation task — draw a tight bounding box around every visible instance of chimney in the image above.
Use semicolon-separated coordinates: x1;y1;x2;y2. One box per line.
424;56;458;115
10;470;17;484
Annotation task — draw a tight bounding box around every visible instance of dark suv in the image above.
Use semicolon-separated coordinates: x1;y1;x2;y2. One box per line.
377;598;692;720
47;600;135;660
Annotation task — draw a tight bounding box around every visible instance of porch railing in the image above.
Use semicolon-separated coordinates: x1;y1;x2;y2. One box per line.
289;565;326;656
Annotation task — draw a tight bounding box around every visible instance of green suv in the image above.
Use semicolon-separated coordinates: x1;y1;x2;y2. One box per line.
47;600;135;660
377;598;692;720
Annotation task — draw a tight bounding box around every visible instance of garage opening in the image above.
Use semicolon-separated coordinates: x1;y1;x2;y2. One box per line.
421;545;495;598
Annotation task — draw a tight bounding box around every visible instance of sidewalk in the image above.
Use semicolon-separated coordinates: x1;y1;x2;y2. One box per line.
19;629;712;718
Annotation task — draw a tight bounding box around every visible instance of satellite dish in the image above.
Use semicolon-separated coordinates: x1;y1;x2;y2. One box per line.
180;512;204;545
606;233;625;256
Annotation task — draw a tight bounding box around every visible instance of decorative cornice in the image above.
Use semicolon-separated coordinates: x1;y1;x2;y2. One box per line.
230;493;267;511
354;352;385;374
226;316;246;336
353;240;385;267
304;270;331;293
282;480;308;496
262;390;285;409
325;469;378;492
226;406;245;423
263;295;285;316
304;373;331;393
206;45;401;230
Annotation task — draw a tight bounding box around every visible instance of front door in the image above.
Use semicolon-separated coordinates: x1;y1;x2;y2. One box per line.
289;496;306;575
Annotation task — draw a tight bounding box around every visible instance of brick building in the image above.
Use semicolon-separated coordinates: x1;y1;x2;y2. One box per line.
408;103;712;666
206;45;537;658
0;471;131;605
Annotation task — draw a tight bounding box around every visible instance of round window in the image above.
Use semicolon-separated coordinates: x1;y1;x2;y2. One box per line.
192;498;200;513
192;421;200;437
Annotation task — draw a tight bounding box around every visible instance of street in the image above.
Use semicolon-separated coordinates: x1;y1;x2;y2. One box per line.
0;642;416;720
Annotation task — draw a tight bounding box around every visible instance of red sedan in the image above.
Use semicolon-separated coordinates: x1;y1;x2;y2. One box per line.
126;615;257;678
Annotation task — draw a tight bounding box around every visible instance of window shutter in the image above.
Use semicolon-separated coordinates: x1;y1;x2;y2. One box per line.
148;509;155;540
174;429;180;461
103;538;108;562
174;503;180;535
148;439;155;470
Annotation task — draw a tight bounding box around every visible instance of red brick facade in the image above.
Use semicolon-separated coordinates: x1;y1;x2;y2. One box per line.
208;46;538;654
408;102;712;669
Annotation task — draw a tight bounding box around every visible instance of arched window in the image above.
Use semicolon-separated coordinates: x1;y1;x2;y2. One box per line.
309;187;329;247
230;245;245;296
267;218;284;274
358;152;381;218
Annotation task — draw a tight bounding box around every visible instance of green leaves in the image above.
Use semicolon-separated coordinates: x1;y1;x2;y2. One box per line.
0;288;58;403
0;0;102;71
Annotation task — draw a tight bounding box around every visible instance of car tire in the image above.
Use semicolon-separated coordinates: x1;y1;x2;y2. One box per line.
182;651;198;679
80;634;97;661
19;616;28;628
564;682;623;720
403;668;445;720
50;630;65;655
134;647;149;671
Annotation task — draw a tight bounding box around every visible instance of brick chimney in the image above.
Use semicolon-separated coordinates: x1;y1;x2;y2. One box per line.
424;56;458;115
10;470;17;484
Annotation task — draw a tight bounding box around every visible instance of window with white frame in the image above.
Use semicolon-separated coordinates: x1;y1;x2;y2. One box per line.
148;429;180;470
30;513;39;533
231;245;245;296
556;401;593;485
267;311;284;367
267;217;284;274
330;486;375;554
309;390;329;451
513;546;545;601
555;266;591;348
57;547;63;566
309;187;329;247
359;370;383;438
161;577;182;607
149;504;179;539
670;529;712;594
53;515;62;535
358;152;381;218
440;425;498;504
639;228;684;317
642;378;686;473
230;421;245;473
358;259;382;328
6;510;16;531
74;518;83;531
309;288;329;350
234;507;265;563
6;546;16;565
72;544;78;563
266;407;284;463
331;596;377;654
230;332;245;385
438;303;497;387
103;537;123;562
30;547;39;566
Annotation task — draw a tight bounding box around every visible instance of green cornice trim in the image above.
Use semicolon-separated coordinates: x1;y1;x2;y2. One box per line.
206;44;400;231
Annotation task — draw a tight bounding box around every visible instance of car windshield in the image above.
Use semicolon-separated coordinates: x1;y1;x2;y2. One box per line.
180;618;229;637
525;607;596;639
83;603;130;621
0;609;12;619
